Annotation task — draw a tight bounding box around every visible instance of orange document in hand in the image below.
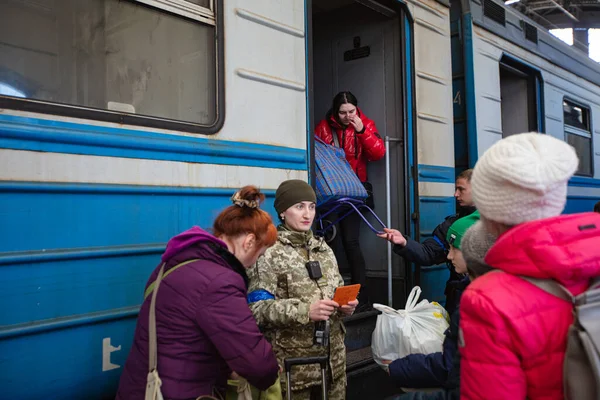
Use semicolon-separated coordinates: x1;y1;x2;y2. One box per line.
332;284;361;306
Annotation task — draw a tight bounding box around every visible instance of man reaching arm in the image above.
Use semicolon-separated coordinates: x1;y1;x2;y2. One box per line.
378;169;476;314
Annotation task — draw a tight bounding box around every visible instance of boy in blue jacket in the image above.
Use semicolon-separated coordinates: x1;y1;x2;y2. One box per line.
383;214;494;399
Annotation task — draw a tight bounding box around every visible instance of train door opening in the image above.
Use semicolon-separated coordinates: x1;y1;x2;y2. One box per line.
310;0;409;308
499;55;543;137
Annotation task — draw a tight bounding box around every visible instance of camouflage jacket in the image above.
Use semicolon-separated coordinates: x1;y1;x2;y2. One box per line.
247;226;346;391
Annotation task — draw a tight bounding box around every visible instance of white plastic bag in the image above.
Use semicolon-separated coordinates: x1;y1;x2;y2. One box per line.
371;286;449;369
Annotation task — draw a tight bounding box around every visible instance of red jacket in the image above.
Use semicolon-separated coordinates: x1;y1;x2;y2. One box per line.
459;213;600;400
314;108;385;182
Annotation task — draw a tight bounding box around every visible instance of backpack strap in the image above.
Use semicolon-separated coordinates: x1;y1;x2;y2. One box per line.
519;275;574;304
580;277;600;305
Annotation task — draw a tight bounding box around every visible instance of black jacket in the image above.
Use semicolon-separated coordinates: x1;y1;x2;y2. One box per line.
392;206;476;314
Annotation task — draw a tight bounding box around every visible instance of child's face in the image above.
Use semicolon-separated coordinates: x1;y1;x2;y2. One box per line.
447;245;467;274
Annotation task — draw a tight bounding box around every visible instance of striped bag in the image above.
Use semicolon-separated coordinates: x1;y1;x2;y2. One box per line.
314;136;367;205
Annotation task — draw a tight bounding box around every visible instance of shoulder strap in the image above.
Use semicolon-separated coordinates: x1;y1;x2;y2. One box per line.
519;275;574;303
331;128;340;148
148;262;166;374
144;259;200;300
147;259;223;400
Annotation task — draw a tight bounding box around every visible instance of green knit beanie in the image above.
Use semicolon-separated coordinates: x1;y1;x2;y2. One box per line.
274;180;317;215
446;210;480;250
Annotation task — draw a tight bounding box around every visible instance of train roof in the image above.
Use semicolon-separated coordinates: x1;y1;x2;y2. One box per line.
464;0;600;87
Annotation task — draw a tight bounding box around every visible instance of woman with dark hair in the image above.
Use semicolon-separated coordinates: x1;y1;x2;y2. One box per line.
116;186;280;400
315;91;385;307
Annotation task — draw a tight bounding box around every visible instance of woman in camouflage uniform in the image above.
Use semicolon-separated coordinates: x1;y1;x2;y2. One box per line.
247;180;358;400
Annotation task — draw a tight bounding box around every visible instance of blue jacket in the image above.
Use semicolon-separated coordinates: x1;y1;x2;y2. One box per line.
388;277;469;390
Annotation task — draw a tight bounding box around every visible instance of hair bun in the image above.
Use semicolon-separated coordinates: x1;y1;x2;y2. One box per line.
231;185;265;209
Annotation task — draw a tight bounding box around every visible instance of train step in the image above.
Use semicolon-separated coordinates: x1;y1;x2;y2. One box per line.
343;309;379;351
342;309;402;399
346;346;401;399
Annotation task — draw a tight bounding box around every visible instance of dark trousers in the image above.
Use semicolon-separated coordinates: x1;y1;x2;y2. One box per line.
338;210;369;303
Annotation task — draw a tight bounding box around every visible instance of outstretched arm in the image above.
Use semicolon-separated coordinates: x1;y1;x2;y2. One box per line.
378;228;448;267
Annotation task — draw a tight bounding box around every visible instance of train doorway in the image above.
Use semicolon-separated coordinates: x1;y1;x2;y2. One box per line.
309;0;412;308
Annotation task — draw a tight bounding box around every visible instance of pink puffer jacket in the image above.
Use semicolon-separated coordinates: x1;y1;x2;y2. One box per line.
459;212;600;400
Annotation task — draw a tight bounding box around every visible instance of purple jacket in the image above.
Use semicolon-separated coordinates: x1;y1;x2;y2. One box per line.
116;227;279;400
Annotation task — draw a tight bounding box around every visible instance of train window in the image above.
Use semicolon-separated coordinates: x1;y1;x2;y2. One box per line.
0;0;222;133
563;99;593;177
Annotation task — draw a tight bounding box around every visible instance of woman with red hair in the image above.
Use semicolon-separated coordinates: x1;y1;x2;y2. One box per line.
117;186;279;400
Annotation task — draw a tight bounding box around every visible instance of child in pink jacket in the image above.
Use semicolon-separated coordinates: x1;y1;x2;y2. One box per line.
459;132;600;399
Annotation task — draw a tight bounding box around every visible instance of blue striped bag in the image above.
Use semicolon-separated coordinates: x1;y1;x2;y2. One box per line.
314;136;368;205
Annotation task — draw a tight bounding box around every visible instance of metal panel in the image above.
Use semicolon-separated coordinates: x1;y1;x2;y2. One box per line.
0;313;138;399
565;177;600;213
0;182;278;398
0;115;307;170
410;0;454;168
405;0;454;301
224;0;308;148
416;194;455;304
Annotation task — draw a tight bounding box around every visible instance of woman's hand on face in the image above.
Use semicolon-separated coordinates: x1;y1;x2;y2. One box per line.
340;299;358;316
349;115;364;132
309;299;339;322
377;228;407;247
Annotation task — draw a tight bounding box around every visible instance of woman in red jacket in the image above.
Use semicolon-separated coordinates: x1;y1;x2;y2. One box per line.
459;132;600;399
315;91;385;307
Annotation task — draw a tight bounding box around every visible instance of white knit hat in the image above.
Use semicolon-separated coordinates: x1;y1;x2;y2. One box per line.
471;132;579;226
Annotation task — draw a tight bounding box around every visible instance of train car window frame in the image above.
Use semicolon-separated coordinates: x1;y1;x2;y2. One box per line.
563;97;593;177
136;0;215;25
0;0;225;134
498;54;545;138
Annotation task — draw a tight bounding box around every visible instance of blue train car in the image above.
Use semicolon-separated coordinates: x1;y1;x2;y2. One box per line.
451;0;600;211
0;1;310;398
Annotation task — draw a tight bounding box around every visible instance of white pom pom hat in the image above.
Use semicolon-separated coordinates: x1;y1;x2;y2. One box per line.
471;132;579;226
